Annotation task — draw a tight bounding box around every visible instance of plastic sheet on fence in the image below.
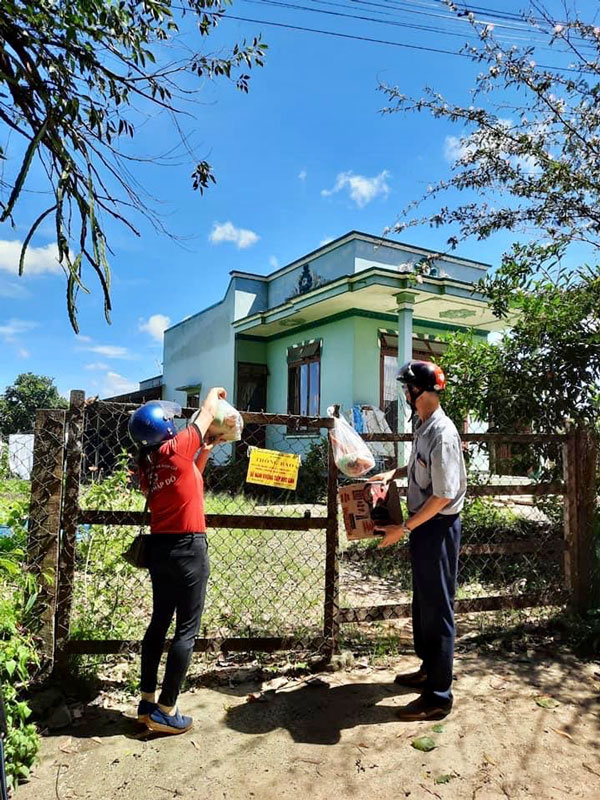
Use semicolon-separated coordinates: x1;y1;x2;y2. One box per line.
3;434;34;480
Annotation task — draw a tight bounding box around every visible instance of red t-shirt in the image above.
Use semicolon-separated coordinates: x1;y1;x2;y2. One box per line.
140;424;206;534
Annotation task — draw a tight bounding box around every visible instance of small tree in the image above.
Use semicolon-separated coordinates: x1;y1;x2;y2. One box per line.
440;244;600;434
382;1;600;442
381;1;600;262
0;1;266;331
0;373;67;435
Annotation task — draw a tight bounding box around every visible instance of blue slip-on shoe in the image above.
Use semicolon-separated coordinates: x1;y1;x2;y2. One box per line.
146;707;193;735
137;699;158;724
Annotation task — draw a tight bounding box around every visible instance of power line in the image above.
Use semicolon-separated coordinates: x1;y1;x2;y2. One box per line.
348;0;597;50
170;1;597;71
226;10;477;55
222;11;594;71
243;0;583;51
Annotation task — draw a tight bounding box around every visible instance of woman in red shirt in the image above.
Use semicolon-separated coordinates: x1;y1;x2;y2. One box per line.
128;387;226;735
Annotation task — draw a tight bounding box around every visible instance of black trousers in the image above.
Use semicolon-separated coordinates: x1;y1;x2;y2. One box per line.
140;534;210;707
409;513;461;706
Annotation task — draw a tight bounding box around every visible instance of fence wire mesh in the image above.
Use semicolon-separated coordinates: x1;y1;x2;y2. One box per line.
338;432;569;625
1;412;65;669
71;401;334;652
12;394;598;667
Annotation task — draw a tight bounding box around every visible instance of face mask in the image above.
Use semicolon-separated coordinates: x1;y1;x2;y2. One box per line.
404;385;425;421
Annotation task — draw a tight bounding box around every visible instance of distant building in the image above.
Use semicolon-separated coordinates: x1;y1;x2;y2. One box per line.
103;374;163;404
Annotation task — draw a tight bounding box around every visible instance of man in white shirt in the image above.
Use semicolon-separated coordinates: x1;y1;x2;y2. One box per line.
372;360;466;721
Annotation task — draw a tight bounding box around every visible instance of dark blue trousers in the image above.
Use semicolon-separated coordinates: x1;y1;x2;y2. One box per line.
409;513;461;706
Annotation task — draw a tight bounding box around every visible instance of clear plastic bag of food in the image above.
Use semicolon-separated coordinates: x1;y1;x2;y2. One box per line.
327;406;375;477
208;398;244;442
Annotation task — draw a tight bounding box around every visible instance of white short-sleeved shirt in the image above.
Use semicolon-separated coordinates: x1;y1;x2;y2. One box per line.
407;407;467;515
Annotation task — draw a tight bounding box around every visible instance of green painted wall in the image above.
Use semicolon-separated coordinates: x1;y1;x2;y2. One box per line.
265;316;356;415
240;313;485;452
353;316;381;407
236;339;267;365
243;312;477;416
349;314;474;409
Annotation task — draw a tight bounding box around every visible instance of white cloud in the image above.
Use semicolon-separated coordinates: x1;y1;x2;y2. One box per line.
444;130;541;175
444;135;475;163
139;313;170;342
298;169;307;181
0;279;28;299
0;318;38;342
319;237;334;247
269;256;279;270
321;170;391;208
84;344;132;359
0;239;61;276
209;222;259;250
76;334;92;343
85;362;109;371
514;153;540;174
102;371;138;398
17;348;30;358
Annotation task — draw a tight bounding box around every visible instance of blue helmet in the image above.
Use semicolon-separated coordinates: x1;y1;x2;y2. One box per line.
128;401;181;447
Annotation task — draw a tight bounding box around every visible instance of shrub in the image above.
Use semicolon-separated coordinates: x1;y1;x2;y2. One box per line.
0;478;40;790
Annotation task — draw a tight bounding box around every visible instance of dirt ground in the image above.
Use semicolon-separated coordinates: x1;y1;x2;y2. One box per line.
15;646;600;800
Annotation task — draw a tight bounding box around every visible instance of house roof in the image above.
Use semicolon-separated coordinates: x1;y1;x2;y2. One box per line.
233;267;509;337
165;231;499;339
229;230;491;283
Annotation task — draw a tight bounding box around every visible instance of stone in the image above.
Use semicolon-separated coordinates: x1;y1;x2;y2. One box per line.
29;687;65;716
47;703;72;730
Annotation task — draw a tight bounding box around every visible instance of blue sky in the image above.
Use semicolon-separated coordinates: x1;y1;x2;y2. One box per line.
0;1;593;399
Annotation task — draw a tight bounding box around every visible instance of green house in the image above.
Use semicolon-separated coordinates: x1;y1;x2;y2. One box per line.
162;231;501;451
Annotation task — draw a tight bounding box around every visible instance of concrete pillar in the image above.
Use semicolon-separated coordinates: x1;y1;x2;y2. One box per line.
396;290;417;464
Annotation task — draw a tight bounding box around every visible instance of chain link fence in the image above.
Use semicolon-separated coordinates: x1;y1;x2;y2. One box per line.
62;398;337;658
0;413;66;670
13;392;599;669
338;431;573;626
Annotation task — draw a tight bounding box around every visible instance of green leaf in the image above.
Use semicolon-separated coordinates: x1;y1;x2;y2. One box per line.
411;736;436;752
534;695;559;709
4;659;17;678
431;724;445;733
434;774;453;785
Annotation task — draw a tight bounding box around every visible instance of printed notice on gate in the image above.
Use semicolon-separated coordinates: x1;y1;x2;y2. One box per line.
246;448;301;490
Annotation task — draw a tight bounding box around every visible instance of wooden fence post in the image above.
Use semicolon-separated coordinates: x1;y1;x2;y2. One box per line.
54;390;85;667
563;427;598;613
26;409;66;669
323;420;339;656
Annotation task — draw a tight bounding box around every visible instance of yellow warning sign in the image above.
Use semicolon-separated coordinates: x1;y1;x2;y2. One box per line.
246;447;301;490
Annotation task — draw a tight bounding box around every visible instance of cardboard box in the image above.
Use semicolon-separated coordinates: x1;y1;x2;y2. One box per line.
338;479;404;541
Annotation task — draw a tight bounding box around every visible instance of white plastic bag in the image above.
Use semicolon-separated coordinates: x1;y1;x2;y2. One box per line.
208;398;244;442
327;406;375;477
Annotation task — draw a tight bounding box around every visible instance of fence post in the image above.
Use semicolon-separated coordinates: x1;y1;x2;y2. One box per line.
563;427;598;613
324;421;339;655
26;409;66;669
54;390;85;667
